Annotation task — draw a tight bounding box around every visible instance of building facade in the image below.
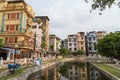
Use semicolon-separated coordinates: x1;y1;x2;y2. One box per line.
86;31;97;55
33;16;50;52
61;39;68;49
68;34;77;52
77;32;86;52
67;32;86;53
96;31;106;41
31;21;42;57
0;0;35;59
49;34;61;53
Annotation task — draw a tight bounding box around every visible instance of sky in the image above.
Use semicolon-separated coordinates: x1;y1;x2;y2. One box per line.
26;0;120;39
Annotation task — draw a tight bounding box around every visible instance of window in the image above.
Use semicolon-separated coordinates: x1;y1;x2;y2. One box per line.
10;25;15;31
89;47;92;50
70;71;73;75
6;37;18;43
69;48;72;51
15;37;18;43
74;43;76;46
93;37;96;40
74;38;76;41
69;43;72;46
89;42;92;46
81;37;84;39
11;13;16;19
8;37;14;43
5;13;20;20
81;47;84;50
89;38;91;41
16;13;20;19
6;25;19;31
16;25;19;30
74;48;77;51
6;25;9;31
81;42;83;45
69;39;71;42
5;37;8;43
32;26;37;29
8;14;10;19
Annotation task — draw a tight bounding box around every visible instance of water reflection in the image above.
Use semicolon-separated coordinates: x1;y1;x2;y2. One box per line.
27;62;110;80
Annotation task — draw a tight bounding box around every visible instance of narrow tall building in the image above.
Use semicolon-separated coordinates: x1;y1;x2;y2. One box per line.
49;34;61;53
33;16;50;52
86;31;97;56
0;0;35;59
77;32;86;52
68;34;77;53
31;20;42;57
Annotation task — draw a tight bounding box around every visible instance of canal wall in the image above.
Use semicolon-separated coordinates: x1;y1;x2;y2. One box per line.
7;57;82;80
91;63;120;80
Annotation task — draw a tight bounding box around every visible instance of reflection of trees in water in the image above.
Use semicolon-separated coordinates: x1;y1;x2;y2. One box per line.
58;62;85;78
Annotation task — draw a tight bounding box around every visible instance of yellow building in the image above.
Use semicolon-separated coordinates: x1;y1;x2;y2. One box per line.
96;31;106;40
0;0;35;59
33;16;50;52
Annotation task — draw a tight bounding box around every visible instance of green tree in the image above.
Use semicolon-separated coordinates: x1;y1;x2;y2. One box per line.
77;50;85;55
0;38;4;47
59;48;71;57
85;0;120;14
50;45;54;56
97;32;120;60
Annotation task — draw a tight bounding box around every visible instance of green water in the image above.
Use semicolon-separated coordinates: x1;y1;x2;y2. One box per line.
27;62;110;80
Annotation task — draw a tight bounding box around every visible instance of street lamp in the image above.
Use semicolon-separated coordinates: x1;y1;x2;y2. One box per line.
13;44;18;73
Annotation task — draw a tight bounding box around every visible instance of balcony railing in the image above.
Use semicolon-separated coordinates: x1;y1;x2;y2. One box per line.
0;29;34;37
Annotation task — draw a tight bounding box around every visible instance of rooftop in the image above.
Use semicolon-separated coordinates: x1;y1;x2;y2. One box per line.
35;16;50;21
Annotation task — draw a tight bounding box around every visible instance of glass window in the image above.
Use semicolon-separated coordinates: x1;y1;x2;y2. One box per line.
32;26;37;29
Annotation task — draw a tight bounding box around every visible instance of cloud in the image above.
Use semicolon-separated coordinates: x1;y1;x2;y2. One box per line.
26;0;120;39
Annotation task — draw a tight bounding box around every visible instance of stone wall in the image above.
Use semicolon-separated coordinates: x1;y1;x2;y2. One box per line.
7;58;77;80
91;63;120;80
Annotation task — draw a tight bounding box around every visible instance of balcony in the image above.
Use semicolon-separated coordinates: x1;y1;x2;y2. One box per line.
0;29;33;38
5;43;33;51
3;6;25;11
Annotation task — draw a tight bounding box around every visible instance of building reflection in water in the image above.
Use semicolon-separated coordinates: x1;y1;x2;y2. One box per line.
27;62;110;80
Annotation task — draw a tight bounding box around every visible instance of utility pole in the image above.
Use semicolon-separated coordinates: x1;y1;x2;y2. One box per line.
33;32;36;58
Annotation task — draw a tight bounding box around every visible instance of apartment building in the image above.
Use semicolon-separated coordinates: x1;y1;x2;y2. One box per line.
31;21;42;57
0;0;35;59
49;34;61;53
68;34;77;52
86;31;97;55
96;31;106;40
77;32;86;52
61;39;68;49
34;16;50;52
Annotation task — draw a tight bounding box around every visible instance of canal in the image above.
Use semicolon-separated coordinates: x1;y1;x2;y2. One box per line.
27;61;111;80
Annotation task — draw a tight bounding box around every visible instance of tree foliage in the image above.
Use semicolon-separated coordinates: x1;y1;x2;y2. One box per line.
97;32;120;59
77;50;85;55
0;39;4;47
59;48;71;57
85;0;120;14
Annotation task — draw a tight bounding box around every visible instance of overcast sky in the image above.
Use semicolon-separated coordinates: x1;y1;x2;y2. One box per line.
26;0;120;39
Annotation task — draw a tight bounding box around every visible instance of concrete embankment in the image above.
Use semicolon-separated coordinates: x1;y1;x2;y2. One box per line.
91;63;120;80
7;58;81;80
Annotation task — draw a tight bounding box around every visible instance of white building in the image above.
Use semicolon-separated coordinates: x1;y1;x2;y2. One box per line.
68;35;77;52
31;21;42;51
49;34;61;53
